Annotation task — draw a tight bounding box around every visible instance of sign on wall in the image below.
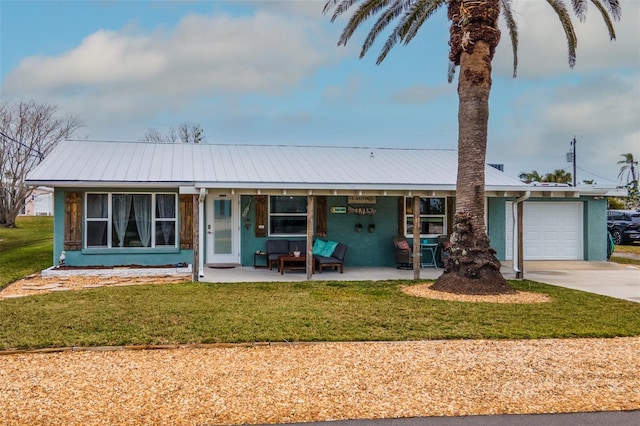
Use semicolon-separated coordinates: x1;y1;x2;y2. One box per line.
348;196;376;204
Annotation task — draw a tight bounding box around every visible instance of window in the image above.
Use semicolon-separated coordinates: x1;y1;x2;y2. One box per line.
405;197;446;236
269;196;307;236
85;193;177;248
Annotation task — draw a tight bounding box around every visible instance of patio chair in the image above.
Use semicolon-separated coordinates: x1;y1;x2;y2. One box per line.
313;242;348;273
393;235;416;270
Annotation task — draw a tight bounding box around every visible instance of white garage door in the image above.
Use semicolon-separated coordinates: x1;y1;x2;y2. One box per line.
505;202;583;260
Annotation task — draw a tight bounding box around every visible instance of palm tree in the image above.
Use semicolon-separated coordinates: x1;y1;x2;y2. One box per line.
542;169;572;184
324;0;620;295
617;153;638;184
519;170;542;184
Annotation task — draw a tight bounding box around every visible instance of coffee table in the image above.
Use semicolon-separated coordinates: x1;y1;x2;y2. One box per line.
279;255;308;275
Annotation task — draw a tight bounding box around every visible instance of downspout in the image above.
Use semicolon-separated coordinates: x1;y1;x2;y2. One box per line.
198;188;206;278
512;191;530;278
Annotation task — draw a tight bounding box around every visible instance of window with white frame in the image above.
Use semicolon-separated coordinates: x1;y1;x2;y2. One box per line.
85;193;177;248
269;196;307;236
405;197;446;236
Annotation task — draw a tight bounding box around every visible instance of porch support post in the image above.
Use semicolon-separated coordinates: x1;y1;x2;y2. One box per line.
413;195;421;279
512;191;530;279
517;200;524;279
306;195;314;280
198;188;206;279
192;194;199;282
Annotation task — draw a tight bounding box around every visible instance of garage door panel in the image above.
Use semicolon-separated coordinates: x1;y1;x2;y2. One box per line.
506;202;583;260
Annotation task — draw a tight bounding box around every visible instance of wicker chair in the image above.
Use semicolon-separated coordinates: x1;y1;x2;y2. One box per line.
393;235;416;269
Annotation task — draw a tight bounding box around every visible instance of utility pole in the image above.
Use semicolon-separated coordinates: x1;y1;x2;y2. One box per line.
566;137;577;186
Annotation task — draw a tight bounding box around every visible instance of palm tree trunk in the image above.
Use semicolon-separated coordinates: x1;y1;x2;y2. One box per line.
432;0;514;294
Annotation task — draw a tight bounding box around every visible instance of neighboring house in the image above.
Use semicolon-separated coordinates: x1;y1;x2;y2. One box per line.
26;140;623;278
20;186;54;216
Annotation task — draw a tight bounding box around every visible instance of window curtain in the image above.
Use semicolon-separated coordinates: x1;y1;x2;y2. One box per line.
133;195;151;247
112;194;132;247
87;193;109;246
157;194;175;245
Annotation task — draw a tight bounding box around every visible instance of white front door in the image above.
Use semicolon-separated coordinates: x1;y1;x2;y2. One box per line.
206;194;240;264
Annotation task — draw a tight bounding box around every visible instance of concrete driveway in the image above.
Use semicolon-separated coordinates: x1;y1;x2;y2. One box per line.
501;261;640;303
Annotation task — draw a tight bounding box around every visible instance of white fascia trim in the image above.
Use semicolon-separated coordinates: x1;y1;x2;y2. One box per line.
25;181;185;189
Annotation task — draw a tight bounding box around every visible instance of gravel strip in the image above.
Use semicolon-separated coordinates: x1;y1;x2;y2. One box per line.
1;338;638;425
0;275;188;299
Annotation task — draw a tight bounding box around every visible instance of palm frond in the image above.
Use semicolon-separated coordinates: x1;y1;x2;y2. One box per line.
589;0;619;40
402;0;443;46
500;0;519;78
375;0;443;65
323;0;359;20
335;0;393;47
601;0;621;19
571;0;588;21
546;0;578;68
361;1;409;59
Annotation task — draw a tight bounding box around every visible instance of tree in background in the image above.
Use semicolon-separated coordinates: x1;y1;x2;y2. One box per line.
0;100;82;228
617;153;639;209
519;169;573;184
542;169;573;184
143;122;205;144
324;0;621;294
518;170;542;184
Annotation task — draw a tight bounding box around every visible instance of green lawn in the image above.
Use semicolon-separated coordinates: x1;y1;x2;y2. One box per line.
1;215;639;351
1;279;639;350
0;216;53;290
611;241;640;266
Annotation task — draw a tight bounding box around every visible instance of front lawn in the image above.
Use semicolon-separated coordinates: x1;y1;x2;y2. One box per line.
1;279;639;350
0;216;53;290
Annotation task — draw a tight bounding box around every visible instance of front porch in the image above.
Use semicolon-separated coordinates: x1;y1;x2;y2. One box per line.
200;264;528;283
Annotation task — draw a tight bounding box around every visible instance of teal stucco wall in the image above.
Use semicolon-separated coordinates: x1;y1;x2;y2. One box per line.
584;197;608;261
487;198;507;260
52;188;193;267
240;195;399;267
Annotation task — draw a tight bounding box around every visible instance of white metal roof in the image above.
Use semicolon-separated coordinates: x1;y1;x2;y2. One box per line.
26;140;621;196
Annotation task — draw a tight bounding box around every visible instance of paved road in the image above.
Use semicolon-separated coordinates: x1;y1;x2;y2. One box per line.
285;410;640;426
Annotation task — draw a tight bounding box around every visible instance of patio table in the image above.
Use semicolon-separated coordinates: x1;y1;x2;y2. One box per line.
279;255;308;274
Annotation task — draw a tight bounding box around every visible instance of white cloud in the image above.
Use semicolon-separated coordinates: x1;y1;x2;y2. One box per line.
2;9;336;133
240;0;327;19
490;71;639;183
494;0;640;79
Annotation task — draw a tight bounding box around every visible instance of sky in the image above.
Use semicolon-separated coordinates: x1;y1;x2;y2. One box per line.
1;0;638;185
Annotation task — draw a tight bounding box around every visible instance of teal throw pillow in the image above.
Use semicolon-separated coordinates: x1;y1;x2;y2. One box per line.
320;240;338;257
312;239;327;255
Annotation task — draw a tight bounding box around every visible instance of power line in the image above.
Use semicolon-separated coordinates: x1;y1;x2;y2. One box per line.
575;166;620;185
0;130;44;160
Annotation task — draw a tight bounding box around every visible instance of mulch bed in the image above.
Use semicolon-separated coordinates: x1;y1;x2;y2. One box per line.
1;338;638;424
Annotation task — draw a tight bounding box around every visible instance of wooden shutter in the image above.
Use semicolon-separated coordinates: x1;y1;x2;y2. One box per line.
64;191;83;250
255;195;267;237
315;195;327;237
180;194;194;249
397;196;405;235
